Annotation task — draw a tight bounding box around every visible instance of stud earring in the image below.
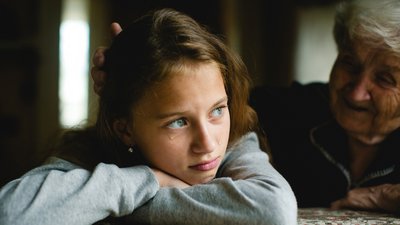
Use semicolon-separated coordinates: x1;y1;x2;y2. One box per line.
128;146;134;153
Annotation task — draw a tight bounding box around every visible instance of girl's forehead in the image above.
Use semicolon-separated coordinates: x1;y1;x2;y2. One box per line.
132;61;226;115
141;60;221;93
157;60;221;82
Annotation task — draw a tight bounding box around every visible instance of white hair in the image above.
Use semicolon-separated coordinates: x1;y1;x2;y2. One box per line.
334;0;400;57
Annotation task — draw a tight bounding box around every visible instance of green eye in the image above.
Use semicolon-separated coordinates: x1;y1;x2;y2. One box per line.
211;107;224;118
167;118;187;129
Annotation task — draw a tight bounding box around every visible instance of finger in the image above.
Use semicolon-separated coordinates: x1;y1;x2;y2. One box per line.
91;67;107;84
374;184;400;212
110;22;122;37
330;199;346;210
91;67;107;95
92;47;107;66
330;189;366;210
330;197;364;210
331;194;377;211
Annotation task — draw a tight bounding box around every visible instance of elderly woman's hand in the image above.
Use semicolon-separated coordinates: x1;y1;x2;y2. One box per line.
330;184;400;213
91;23;122;95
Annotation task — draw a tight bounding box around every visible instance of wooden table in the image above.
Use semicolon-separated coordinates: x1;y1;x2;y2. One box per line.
298;208;400;224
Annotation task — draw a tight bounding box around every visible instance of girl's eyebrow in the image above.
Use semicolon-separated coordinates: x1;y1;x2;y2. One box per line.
210;96;228;110
156;110;188;120
155;96;228;119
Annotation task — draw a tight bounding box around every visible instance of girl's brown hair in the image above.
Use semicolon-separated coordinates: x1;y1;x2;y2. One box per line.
99;8;260;148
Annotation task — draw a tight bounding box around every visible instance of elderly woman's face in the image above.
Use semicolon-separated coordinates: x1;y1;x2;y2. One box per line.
329;42;400;145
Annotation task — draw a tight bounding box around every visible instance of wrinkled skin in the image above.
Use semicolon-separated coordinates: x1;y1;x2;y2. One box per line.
329;41;400;212
331;184;400;213
329;42;400;145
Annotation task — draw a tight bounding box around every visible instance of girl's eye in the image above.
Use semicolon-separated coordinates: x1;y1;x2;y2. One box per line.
211;107;224;118
167;118;187;129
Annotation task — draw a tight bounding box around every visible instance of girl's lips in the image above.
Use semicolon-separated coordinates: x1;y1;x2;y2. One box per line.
189;157;220;171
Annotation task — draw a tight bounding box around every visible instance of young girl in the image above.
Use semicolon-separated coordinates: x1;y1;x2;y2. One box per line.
0;8;297;225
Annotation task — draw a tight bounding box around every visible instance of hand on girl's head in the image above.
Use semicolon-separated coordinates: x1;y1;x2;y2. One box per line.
91;47;108;95
90;22;122;96
110;22;122;36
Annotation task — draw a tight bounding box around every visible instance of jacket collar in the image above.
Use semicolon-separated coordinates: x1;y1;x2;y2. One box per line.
310;120;400;187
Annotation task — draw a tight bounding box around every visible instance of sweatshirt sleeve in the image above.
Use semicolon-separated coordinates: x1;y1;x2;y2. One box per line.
127;132;298;225
0;157;158;225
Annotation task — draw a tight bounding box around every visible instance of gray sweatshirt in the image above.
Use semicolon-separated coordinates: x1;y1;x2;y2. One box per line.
0;132;297;225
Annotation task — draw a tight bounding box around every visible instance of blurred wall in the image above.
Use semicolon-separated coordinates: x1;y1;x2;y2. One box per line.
294;4;337;83
0;0;60;186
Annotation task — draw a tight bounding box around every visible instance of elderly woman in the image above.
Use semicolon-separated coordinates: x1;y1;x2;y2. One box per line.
251;0;400;213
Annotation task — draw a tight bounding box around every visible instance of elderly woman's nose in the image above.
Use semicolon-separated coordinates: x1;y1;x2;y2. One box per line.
346;75;372;101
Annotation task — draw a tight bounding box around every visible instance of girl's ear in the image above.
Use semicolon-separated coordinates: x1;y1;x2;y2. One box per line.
113;119;134;146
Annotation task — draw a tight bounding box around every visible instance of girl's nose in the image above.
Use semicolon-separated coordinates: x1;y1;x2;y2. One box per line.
191;122;217;154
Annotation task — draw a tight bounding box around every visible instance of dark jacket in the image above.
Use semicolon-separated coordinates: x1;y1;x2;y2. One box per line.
250;82;400;207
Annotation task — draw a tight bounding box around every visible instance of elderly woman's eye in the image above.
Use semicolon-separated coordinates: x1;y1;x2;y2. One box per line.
376;72;396;87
